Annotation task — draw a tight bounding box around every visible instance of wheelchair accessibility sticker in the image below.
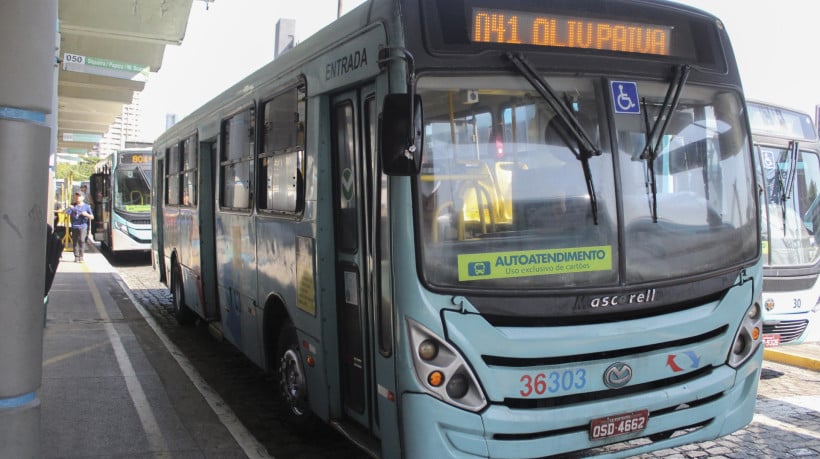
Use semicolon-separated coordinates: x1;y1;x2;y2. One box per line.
611;81;640;114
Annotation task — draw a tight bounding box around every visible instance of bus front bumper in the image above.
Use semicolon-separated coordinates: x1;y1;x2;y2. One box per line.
112;226;151;251
400;344;761;459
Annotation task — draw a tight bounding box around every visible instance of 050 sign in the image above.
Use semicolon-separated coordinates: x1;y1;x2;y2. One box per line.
63;53;85;65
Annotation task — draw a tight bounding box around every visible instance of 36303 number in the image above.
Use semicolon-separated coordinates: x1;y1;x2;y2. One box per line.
519;369;586;397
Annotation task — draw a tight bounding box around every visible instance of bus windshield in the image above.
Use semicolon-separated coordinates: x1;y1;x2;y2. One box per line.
415;75;757;291
115;166;152;213
759;144;820;266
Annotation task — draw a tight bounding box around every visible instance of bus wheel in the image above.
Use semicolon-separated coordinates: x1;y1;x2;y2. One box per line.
171;267;195;325
277;319;316;429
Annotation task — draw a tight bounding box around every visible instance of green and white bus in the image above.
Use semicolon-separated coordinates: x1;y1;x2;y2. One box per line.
152;1;763;457
749;101;820;346
90;147;153;254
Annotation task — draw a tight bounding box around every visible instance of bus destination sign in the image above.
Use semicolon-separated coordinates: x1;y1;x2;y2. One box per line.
121;153;151;165
471;8;672;56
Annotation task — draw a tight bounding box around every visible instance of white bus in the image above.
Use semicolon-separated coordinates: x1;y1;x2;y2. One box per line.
750;101;820;345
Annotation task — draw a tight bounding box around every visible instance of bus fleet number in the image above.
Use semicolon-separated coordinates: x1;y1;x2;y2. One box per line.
519;369;586;396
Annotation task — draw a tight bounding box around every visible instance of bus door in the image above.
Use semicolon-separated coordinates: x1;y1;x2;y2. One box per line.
198;137;220;320
153;157;165;280
89;172;108;243
331;86;379;432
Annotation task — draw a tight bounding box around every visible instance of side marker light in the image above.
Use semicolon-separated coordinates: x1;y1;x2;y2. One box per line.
428;371;444;387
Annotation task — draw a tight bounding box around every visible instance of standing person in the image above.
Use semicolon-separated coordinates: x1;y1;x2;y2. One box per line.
65;191;94;262
80;184;93;206
80;184;92;242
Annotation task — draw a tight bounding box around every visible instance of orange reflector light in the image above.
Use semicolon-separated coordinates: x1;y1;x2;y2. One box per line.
752;327;760;341
428;371;444;387
306;355;315;367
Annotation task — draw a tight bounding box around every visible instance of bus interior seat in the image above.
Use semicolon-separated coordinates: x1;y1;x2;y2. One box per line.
511;166;592;231
544;113;599;150
430;159;517;241
458;160;499;235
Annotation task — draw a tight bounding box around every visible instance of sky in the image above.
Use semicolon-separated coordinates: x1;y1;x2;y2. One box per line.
139;0;820;140
674;0;820;118
139;0;368;139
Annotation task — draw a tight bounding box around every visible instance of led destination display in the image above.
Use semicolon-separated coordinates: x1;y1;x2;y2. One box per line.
120;153;151;165
471;8;672;56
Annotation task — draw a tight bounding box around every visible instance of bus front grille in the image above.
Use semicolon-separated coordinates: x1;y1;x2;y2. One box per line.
500;367;713;409
763;320;809;343
482;326;727;368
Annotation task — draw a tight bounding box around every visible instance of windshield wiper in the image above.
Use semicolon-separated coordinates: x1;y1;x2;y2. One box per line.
778;141;800;234
505;52;601;225
639;64;691;223
135;165;151;188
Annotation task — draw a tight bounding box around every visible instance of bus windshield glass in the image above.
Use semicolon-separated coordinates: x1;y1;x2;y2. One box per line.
115;166;152;213
759;145;820;267
748;102;820;268
415;75;757;290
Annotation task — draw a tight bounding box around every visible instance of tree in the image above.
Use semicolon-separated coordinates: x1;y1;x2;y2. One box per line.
56;157;97;182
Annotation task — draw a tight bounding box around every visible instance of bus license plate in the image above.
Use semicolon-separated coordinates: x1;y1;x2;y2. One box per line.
589;409;649;440
763;334;781;347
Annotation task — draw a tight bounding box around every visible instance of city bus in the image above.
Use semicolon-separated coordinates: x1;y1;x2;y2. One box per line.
90;147;153;254
749;101;820;346
151;1;763;457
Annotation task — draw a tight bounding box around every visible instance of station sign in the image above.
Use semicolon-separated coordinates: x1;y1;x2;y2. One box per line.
62;132;102;143
62;53;150;82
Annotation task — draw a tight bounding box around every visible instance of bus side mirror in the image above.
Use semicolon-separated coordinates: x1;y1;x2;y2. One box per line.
380;93;423;176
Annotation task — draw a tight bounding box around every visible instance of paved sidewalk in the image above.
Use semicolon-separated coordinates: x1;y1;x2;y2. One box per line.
41;244;250;458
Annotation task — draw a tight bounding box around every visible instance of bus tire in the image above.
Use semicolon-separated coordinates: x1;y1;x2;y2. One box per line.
171;266;196;325
276;319;317;430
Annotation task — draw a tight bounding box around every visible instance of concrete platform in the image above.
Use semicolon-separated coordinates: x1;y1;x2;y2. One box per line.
764;341;820;371
40;244;254;458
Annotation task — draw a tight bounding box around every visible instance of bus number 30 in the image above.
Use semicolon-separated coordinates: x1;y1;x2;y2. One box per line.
519;369;587;396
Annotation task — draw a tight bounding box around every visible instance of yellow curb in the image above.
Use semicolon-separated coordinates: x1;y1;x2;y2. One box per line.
763;349;820;371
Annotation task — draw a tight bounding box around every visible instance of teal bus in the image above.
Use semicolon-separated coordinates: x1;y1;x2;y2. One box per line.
90;147;153;254
152;1;763;457
749;101;820;346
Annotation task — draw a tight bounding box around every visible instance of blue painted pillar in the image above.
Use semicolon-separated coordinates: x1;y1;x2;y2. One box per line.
0;1;58;457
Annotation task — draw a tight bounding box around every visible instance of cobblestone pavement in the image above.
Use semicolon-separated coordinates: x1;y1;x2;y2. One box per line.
115;256;820;459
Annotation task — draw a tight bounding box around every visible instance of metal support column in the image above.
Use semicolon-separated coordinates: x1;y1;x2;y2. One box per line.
0;2;58;457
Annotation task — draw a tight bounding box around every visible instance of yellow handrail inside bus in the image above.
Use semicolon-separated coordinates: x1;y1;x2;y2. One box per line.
130;190;144;205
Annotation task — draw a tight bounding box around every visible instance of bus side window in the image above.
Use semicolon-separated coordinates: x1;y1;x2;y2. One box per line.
166;144;182;205
220;108;255;210
259;84;306;214
183;135;198;207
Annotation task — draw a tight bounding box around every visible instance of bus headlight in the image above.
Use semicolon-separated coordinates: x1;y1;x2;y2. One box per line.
727;302;762;369
407;318;487;412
